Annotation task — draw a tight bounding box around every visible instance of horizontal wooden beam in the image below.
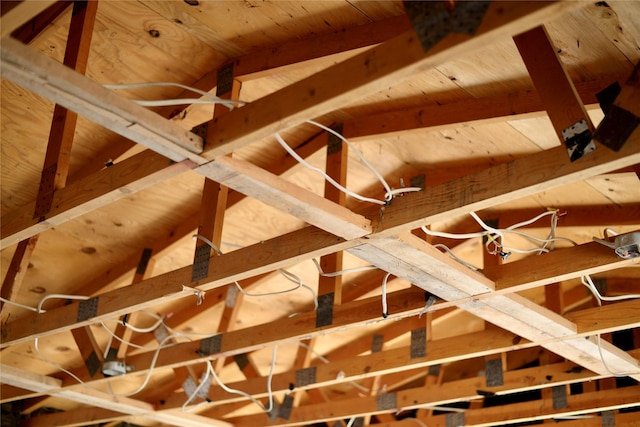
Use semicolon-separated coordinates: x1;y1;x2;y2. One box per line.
342;78;612;142
0;149;195;249
167;327;532;409
198;156;371;239
11;283;638;405
0;365;231;427
226;360;636;426
232;14;412;81
0;37;205;163
20;407;125;427
0;226;353;347
203;2;575;159
490;240;640;291
372;127;640;236
566;299;640;335
0;1;58;37
352;234;640;380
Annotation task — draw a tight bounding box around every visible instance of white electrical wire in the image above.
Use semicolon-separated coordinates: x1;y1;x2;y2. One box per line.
103;311;165;334
422;209;575;262
209;345;278;413
0;297;41;312
346;417;358;427
581;275;640;302
433;244;481;271
104;81;245;110
275;122;421;206
182;362;214;412
34;333;182;398
581;274;640;377
193;235;318;310
37;294;90;313
381;272;391;318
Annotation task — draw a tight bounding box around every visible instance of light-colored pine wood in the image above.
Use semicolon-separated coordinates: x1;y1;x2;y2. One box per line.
197;155;372;239
0;1;58;37
203;2;577;159
514;25;594;143
0;37;205;163
0;149;194;249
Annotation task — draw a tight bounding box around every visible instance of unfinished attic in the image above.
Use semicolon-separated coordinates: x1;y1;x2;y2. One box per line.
1;1;640;426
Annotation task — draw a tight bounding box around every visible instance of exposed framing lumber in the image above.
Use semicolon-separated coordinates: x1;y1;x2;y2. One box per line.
513;25;594;144
4;123;639;345
0;236;38;312
0;1;58;37
0;366;231;427
354;233;640;380
0;37;206;163
202;2;577;159
317;130;348;299
226;363;639;426
0;226;354;347
231;14;412;82
8;1;72;44
420;386;640;427
2;74;629;249
566;299;640;335
2;3;574;166
1;0;98;310
171;327;531;410
372;128;640;236
0;149;195;249
20;407;125;427
341;78;611;142
7;286;637;405
198;156;371;239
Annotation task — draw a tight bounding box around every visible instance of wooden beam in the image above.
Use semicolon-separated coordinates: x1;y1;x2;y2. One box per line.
352;234;640;380
0;37;205;163
0;364;151;414
226;361;631;426
342;78;610;142
203;2;576;159
171;327;529;410
317;130;348;301
0;1;58;37
373;127;640;236
197;156;371;239
491;240;639;291
0;226;354;347
425;385;640;427
2;0;98;313
566;299;640;335
20;406;125;427
9;1;72;44
0;149;195;249
5;285;637;405
1;236;38;312
0;364;232;427
514;25;594;145
232;14;412;82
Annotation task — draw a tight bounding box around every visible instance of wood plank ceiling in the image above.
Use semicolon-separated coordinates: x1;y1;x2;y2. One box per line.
1;1;639;426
